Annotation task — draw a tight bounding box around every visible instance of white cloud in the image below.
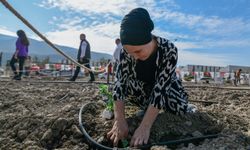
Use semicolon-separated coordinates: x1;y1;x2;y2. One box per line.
0;26;44;41
35;0;250;40
0;26;16;36
175;42;202;50
58;17;85;30
44;22;120;54
0;26;238;66
39;0;250;44
197;39;250;49
218;39;250;48
151;8;250;38
178;50;230;66
39;0;138;15
197;18;250;36
38;0;178;20
24;0;250;66
153;28;190;41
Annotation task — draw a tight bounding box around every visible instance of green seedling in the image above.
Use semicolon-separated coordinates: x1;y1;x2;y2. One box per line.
99;84;114;111
121;139;129;148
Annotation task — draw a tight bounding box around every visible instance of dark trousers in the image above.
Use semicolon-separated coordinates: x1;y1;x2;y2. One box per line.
10;56;26;77
0;53;2;67
72;59;95;81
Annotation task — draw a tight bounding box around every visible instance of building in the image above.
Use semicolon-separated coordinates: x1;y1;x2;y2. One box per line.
223;65;250;73
178;65;225;79
186;65;224;73
178;64;250;84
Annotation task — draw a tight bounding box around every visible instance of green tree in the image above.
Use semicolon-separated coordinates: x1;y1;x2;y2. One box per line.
41;56;50;65
33;56;39;64
99;57;106;66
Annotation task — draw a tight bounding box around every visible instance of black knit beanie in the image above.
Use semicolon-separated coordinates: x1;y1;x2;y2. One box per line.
120;8;154;45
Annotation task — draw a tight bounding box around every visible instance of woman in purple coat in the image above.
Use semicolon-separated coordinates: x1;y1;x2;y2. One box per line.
10;30;29;80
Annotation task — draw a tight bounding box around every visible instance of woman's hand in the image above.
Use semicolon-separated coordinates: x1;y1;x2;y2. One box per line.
130;125;150;147
130;105;160;147
14;50;19;59
107;118;129;146
14;53;18;59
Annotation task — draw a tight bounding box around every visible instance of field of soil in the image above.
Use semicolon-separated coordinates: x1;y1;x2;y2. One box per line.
0;80;250;150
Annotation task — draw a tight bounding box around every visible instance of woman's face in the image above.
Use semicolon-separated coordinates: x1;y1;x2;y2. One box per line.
123;39;156;61
80;34;85;40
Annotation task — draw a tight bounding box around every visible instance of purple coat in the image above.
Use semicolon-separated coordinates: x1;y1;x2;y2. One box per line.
16;38;28;57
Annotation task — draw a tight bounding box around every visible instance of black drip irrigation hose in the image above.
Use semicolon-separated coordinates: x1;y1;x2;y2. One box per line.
79;103;115;150
138;134;219;149
79;103;219;150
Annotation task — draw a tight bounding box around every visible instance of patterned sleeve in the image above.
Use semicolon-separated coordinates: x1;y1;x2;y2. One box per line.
113;49;130;101
149;41;178;109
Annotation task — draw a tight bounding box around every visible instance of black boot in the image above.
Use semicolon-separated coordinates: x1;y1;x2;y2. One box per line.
12;74;18;80
89;72;95;82
14;75;21;80
68;77;76;81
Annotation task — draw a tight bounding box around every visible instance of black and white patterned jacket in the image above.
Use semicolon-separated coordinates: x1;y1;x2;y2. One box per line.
113;36;188;113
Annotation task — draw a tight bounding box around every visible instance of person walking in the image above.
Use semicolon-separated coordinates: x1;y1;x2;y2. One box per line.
10;30;29;80
0;52;3;67
234;69;242;86
112;38;123;81
107;8;189;147
112;38;122;71
69;33;95;82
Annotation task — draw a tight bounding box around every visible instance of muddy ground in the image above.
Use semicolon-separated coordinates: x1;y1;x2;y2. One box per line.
0;80;250;150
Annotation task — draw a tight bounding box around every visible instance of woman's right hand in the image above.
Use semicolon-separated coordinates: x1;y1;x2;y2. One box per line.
107;118;129;146
14;50;19;59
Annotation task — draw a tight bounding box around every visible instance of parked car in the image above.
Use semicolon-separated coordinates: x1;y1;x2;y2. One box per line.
30;64;40;72
200;77;214;83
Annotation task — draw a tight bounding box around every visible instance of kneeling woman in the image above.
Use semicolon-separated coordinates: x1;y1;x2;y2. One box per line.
107;8;188;147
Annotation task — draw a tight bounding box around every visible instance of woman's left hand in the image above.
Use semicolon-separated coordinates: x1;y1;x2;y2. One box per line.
130;125;150;147
130;105;159;147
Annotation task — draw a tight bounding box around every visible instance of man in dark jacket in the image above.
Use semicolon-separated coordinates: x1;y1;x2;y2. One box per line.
69;34;95;82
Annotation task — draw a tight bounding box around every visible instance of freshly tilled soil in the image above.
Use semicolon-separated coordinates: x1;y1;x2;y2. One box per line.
0;81;249;150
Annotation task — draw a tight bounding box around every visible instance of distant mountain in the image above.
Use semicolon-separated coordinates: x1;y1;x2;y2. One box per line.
0;34;112;66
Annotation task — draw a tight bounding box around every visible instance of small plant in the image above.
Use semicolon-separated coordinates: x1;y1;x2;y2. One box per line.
121;139;129;148
184;74;194;81
99;84;113;111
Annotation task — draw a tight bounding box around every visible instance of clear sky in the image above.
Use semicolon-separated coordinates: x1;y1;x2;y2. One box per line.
0;0;250;66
